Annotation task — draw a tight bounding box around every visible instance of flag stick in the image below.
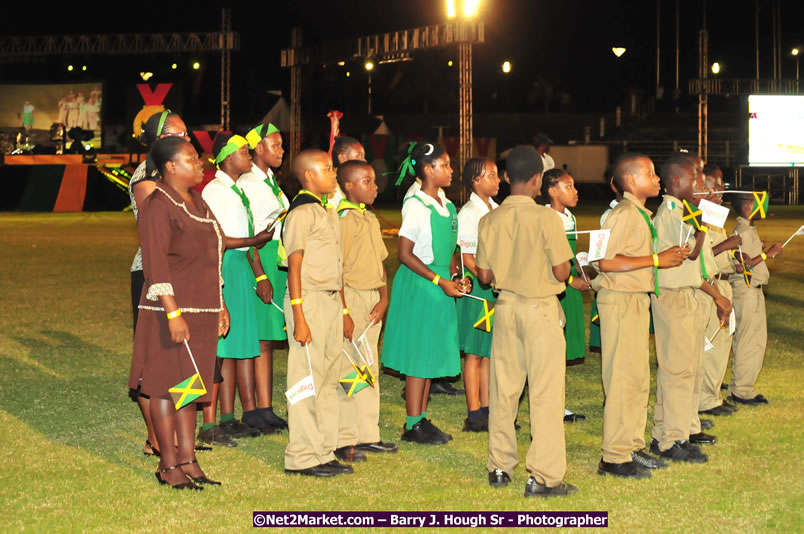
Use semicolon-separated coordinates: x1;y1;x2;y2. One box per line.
183;339;206;391
679;219;684;247
356;317;377;342
350;341;376;385
693;190;756;195
578;265;589;283
565;229;601;235
459;292;486;302
684;225;694;245
270;300;284;313
782;226;803;247
460;250;465;279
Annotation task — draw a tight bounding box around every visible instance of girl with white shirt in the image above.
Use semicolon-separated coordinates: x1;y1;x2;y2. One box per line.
456;159;500;433
543;169;592;423
381;142;471;445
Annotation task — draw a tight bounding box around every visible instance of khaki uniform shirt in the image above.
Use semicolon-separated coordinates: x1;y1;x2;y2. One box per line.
709;225;735;275
730;217;769;287
700;229;720;280
654;194;703;290
283;203;343;291
476;195;572;298
591;192;655;293
339;208;388;290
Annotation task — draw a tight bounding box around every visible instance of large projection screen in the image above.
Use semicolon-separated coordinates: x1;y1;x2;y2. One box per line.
748;95;804;167
0;83;103;149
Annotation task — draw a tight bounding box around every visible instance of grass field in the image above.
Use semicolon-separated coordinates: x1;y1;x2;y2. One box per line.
0;204;802;533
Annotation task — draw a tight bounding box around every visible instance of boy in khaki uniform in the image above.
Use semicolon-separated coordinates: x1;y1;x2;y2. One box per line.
334;161;398;461
649;155;730;463
282;150;352;477
698;165;741;416
475;146;577;498
727;194;783;405
592;154;688;479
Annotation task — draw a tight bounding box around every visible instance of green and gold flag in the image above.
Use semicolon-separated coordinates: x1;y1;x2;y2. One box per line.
339;370;369;397
473;299;495;333
169;372;207;410
749;191;769;219
682;200;707;232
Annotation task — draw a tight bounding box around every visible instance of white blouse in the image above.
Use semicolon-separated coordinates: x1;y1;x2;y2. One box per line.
457;192;498;254
239;163;288;241
398;189;453;264
201;170;251;251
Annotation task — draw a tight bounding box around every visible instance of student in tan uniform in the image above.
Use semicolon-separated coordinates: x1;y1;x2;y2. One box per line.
649;155;731;463
475;145;577;498
727;194;783;405
334;161;398;461
697;164;741;416
592;154;689;479
282;149;352;477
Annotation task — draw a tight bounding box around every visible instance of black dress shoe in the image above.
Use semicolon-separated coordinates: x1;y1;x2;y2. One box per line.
729;393;768;406
700;419;715;431
524;478;578;498
220;419;261;439
144;439;160;457
194;444;213;452
178;459;221;486
257;407;288;429
463;416;489;432
563;413;586;423
430;382;465;395
355;441;398;453
689;432;717;445
658;441;708;463
401;421;449;445
198;425;238;447
284;465;337;477
649;438;661;455
597;459;651;479
721;400;738;412
334;446;367;462
156;465;203;490
632;450;668;470
322;460;354;474
488;469;511;488
699;403;734;416
242;411;282;435
421;419;453;441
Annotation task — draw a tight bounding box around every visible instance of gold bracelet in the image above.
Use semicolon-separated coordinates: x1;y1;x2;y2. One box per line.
432;274;441;285
568;275;574;284
255;274;268;283
652;254;659;267
760;252;767;262
343;308;350;315
290;298;303;306
167;309;182;319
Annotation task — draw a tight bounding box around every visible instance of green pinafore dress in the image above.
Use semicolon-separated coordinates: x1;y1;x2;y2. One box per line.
559;211;585;363
254;174;288;341
381;197;461;379
457;272;496;357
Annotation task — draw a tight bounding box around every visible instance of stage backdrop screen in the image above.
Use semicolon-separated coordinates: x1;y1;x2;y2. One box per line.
0;83;103;148
748;95;804;167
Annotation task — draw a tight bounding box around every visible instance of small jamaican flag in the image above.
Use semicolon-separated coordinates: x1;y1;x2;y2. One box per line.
339;370;369;397
682;199;707;232
473;299;495;333
749;191;769;219
169;372;207;410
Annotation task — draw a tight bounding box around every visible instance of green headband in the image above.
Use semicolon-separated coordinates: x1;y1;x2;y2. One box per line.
383;141;418;186
156;109;171;137
214;135;249;166
245;123;280;149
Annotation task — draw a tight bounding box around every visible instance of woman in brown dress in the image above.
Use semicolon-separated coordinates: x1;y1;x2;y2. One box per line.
131;137;228;490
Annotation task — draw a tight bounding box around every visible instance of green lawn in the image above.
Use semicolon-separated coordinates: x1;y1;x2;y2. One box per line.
0;205;802;533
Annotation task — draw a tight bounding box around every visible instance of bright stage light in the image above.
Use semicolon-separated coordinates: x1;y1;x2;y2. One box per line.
171;63;178;70
365;60;375;71
67;65;74;71
192;61;200;70
82;65;87;71
711;62;721;74
502;61;511;74
612;47;626;58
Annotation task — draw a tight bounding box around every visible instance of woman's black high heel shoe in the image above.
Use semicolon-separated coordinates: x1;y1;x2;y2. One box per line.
155;465;203;490
179;459;221;486
144;439;161;457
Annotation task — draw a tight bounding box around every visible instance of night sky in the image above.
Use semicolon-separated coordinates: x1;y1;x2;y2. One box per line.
1;0;802;129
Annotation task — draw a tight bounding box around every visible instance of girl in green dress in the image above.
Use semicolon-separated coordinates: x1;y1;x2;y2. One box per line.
543;169;592;422
381;142;472;445
456;158;500;432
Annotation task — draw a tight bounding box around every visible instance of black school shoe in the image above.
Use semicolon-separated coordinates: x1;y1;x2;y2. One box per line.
700;419;715;431
524;478;578;498
334;446;367;463
401;421;449;445
488;469;511;488
632;450;668;470
242;411;281;435
658;441;708;463
597;459;651;479
699;403;734;416
219;419;261;439
197;425;238;447
421;419;453;441
322;460;354;475
463;416;489;432
689;432;717;445
729;393;768;406
284;464;337;477
257;407;288;429
355;441;398;453
430;382;465;395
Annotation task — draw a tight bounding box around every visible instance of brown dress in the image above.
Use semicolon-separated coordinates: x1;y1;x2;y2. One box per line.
128;183;224;402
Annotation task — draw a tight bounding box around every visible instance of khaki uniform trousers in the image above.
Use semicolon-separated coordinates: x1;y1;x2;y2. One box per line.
651;288;703;451
337;287;382;447
598;290;651;464
691;290;715;434
700;280;733;411
729;283;767;399
487;292;566;487
283;290;343;470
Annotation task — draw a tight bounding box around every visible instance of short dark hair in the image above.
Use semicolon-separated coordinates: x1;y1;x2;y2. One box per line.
145;137;188;179
336;159;372;190
540;168;569;200
140;110;180;146
505;145;543;183
461;158;488;192
411;142;447;179
332;136;362;167
730;194;753;212
660;154;694;188
612;153;649;192
703;163;721;176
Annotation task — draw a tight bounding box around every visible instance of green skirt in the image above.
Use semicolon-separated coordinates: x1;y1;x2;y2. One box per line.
381;263;461;379
457;277;496;357
218;250;260;359
254;241;288;341
559;285;585;363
